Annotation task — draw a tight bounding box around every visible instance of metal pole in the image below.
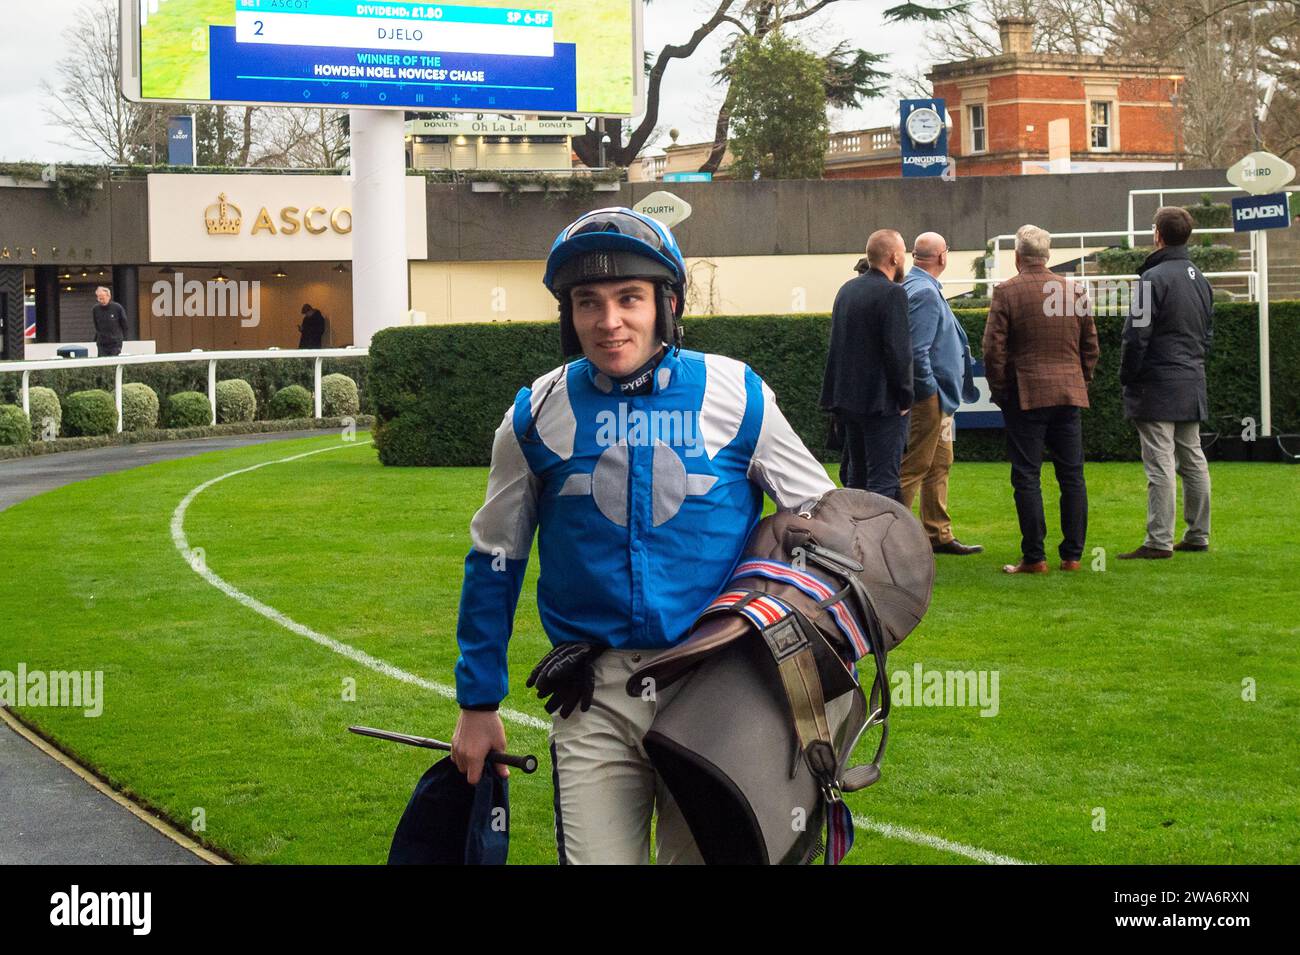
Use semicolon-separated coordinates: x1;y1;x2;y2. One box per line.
21;370;29;417
1259;229;1271;437
208;358;218;426
314;356;323;419
115;362;123;433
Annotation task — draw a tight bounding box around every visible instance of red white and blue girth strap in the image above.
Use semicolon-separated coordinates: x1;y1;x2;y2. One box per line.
730;558;870;660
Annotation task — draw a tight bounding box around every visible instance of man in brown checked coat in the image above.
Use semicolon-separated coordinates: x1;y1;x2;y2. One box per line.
982;225;1100;575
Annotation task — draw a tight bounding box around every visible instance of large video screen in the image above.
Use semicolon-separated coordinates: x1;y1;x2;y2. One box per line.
125;0;641;115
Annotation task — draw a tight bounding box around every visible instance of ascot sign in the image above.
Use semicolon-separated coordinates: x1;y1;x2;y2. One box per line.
147;173;428;263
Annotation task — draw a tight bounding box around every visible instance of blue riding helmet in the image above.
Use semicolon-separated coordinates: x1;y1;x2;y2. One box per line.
544;208;688;356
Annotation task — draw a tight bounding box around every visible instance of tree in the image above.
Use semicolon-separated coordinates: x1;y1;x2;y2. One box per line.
42;0;171;163
727;30;830;179
569;0;957;171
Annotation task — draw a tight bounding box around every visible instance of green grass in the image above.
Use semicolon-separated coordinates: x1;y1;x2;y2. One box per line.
0;433;1297;864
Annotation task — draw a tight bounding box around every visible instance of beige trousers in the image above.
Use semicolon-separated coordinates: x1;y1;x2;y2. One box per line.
899;393;954;544
549;649;703;865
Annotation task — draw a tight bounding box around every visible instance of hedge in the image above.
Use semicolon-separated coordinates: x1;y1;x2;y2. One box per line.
1094;244;1238;276
63;390;118;437
0;404;29;445
167;391;213;428
370;302;1300;467
121;382;160;432
267;384;313;420
27;386;60;441
0;355;372;418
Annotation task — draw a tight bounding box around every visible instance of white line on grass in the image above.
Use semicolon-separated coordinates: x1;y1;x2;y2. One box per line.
851;814;1028;865
171;438;1028;864
169;439;549;732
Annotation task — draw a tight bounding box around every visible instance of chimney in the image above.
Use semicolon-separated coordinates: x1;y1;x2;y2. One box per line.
997;17;1035;55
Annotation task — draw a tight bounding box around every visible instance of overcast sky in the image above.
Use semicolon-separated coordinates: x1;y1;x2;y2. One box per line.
1;0;935;162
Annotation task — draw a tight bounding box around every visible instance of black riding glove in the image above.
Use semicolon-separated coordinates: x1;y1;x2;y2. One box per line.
526;643;605;718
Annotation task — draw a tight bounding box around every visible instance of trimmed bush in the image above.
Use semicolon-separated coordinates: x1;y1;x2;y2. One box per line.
0;404;30;446
1095;244;1238;276
371;302;1300;467
121;382;160;432
321;373;360;417
215;378;256;423
167;391;213;428
27;386;61;441
267;384;313;420
63;389;118;437
1184;196;1231;230
0;356;372;417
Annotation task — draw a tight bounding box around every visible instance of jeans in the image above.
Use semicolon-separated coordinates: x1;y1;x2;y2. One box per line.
840;412;910;502
1002;404;1088;563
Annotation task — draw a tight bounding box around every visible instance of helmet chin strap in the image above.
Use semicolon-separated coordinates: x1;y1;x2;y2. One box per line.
659;285;683;354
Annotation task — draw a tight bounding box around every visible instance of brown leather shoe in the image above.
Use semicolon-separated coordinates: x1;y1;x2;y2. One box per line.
1117;545;1173;560
1173;541;1209;552
933;538;984;556
1002;561;1048;575
1059;560;1082;571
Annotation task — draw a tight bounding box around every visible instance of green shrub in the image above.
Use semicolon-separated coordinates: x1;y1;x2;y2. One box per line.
121;382;160;432
0;404;30;445
1095;245;1238;276
267;384;313;420
27;386;61;441
0;355;372;417
63;389;118;437
1184;198;1231;230
321;373;359;417
371;303;1300;466
215;378;256;423
167;391;213;428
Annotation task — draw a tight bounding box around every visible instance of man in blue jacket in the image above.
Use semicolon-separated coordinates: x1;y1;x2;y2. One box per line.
900;233;983;555
449;208;835;864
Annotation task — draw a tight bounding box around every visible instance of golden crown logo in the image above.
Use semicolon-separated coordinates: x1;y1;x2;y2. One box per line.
204;193;242;235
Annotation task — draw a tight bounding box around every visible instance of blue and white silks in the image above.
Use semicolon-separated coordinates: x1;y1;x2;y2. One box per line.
454;348;835;707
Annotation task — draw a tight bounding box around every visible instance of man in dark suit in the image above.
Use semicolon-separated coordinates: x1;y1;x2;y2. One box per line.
1117;206;1214;559
820;229;914;501
983;224;1100;575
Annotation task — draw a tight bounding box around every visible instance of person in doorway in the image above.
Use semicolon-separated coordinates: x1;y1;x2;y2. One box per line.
298;304;326;349
91;286;128;357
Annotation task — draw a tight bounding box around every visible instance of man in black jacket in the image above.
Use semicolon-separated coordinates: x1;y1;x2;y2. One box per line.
820;229;913;500
1118;206;1214;559
298;303;326;348
91;287;129;357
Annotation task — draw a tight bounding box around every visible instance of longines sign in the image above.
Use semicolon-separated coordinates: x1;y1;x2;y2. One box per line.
147;174;428;263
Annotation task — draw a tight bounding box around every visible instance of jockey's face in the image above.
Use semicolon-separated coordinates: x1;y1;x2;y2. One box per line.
570;279;663;378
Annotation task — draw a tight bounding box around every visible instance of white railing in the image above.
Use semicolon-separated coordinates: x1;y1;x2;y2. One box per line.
0;347;365;433
941;271;1256;300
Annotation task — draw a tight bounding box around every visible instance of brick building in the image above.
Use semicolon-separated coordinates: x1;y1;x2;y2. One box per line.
932;18;1183;176
821;18;1185;180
